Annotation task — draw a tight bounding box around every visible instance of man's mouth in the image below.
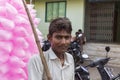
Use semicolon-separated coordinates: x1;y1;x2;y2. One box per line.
61;47;68;51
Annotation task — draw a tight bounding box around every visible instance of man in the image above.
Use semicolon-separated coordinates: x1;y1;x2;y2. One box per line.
28;17;75;80
76;29;86;53
78;29;86;45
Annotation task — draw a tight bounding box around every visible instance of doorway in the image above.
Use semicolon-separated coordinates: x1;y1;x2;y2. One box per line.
84;0;120;43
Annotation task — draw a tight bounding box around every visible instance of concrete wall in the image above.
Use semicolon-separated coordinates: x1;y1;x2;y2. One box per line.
34;1;49;38
66;0;85;35
34;0;85;39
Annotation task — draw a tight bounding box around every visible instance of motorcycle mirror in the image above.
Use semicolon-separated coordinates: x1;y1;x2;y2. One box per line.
82;54;89;59
78;34;82;37
105;46;110;52
105;46;110;58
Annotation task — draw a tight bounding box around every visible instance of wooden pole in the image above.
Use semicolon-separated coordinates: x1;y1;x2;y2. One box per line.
22;0;52;80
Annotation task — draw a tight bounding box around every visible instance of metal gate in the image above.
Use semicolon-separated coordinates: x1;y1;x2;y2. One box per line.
85;2;115;42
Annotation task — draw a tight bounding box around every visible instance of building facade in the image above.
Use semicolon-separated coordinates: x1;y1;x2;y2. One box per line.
26;0;85;38
26;0;120;43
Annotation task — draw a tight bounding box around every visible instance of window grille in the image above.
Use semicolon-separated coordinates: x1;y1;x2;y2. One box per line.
45;1;66;22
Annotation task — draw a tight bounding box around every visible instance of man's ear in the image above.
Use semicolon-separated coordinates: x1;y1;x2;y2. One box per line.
47;34;52;42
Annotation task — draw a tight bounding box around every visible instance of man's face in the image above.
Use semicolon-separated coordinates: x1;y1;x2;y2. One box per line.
48;30;71;54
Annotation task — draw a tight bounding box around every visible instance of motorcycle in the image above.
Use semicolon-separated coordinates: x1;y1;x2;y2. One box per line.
75;46;120;80
67;36;90;80
75;65;90;80
91;46;120;80
42;40;51;51
67;41;85;64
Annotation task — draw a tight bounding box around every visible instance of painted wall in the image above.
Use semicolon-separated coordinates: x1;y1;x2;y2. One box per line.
66;0;85;35
34;0;85;39
34;1;49;38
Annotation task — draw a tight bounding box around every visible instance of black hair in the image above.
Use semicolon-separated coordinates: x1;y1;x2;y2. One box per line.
78;29;82;33
48;17;72;36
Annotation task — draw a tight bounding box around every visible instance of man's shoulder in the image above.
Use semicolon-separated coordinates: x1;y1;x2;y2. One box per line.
65;52;74;64
66;52;72;56
29;54;40;62
65;52;74;59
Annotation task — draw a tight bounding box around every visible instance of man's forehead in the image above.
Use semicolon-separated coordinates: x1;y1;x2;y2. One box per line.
56;30;70;33
54;31;71;35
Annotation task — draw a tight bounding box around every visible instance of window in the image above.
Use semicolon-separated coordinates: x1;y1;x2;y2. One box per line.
45;1;66;22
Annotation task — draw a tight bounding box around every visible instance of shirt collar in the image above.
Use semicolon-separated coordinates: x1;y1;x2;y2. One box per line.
47;48;72;66
47;48;57;59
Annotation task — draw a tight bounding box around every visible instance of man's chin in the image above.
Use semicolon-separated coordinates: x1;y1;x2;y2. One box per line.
61;49;67;53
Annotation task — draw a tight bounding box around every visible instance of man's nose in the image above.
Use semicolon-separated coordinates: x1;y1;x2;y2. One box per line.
61;38;66;44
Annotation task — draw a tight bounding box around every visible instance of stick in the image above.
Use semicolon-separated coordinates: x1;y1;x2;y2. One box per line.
22;0;52;80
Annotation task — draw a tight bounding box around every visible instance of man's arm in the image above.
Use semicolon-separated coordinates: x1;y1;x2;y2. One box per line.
28;54;43;80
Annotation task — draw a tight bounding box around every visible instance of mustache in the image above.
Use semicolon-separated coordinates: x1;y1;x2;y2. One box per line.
58;45;69;49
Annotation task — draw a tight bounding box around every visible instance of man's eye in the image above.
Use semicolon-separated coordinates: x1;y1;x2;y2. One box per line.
65;36;71;40
56;36;62;39
55;36;70;40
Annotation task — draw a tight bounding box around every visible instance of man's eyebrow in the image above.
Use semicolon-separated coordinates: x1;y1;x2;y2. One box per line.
56;35;71;37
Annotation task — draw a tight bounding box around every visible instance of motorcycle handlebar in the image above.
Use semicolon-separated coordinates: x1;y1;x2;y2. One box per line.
86;57;110;67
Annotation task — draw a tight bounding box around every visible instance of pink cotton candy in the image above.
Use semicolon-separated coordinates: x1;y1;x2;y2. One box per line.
0;30;12;40
0;41;13;53
12;27;29;37
0;17;15;30
0;0;8;6
5;3;18;19
0;7;6;16
0;0;43;80
0;51;9;63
